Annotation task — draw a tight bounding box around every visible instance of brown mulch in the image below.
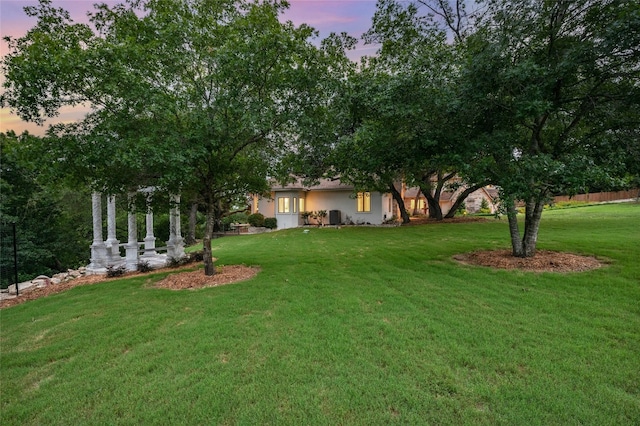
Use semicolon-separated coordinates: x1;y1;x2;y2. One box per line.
1;274;112;309
151;265;260;290
453;249;603;273
0;265;259;309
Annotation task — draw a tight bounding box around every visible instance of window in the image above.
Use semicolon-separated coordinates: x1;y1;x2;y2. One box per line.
293;197;298;213
411;199;425;211
357;192;371;212
299;198;305;213
278;197;290;213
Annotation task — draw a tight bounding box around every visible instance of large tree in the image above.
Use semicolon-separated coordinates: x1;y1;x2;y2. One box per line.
360;0;487;221
463;0;640;257
2;0;343;274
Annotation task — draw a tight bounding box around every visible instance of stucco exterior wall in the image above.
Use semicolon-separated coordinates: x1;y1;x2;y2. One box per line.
305;190;390;225
253;190;393;228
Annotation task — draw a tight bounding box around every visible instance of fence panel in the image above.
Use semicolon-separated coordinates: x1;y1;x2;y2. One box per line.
553;189;639;204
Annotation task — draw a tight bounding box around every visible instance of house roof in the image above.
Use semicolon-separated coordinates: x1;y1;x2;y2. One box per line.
271;178;355;192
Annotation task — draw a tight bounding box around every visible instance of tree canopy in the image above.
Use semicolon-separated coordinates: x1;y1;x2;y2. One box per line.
2;0;350;274
462;0;640;256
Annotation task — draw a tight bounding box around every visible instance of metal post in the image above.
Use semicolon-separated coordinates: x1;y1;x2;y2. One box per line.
13;222;19;296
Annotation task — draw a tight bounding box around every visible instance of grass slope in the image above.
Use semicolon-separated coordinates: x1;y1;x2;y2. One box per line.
1;203;639;425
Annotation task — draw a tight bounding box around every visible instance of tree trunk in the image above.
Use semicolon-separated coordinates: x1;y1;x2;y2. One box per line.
507;197;544;258
444;183;484;218
184;201;198;245
506;199;523;256
420;184;443;220
521;199;544;257
202;200;216;276
388;182;410;224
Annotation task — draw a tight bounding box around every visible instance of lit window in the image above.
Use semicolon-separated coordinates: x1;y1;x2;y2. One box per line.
293;197;298;213
357;192;371;212
278;197;290;213
299;198;305;212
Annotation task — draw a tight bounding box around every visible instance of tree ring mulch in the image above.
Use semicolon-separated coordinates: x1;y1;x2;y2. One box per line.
1;265;260;309
151;265;260;290
453;249;604;273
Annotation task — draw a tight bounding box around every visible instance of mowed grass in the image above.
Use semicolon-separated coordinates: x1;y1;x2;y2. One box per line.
1;203;639;425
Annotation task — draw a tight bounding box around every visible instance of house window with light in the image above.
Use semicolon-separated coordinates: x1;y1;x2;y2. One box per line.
410;199;425;211
293;197;298;213
299;198;305;213
278;197;290;213
357;192;371;212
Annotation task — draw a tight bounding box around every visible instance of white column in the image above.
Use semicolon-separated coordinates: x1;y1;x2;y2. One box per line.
125;193;139;271
143;209;157;257
105;195;121;261
167;194;185;259
87;192;108;274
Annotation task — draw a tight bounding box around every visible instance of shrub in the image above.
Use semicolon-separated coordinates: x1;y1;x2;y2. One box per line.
167;256;191;268
301;211;312;225
187;250;204;262
479;198;492;214
137;260;152;273
222;212;249;230
383;215;399;225
106;265;127;278
248;213;265;227
315;210;327;226
264;217;277;229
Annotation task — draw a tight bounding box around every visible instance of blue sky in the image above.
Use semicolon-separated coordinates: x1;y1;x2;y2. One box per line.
0;0;380;135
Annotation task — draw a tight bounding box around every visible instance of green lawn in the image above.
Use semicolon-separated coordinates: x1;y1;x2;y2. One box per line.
1;203;639;425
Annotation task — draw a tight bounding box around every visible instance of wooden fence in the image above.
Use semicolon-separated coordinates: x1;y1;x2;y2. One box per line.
553;189;639;203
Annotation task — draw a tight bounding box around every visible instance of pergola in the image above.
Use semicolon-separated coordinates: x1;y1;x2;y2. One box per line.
86;191;185;274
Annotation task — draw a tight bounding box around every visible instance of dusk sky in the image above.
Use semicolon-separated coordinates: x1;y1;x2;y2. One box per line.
0;0;380;135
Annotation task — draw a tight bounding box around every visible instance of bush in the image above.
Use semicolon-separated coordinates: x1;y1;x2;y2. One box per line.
137;260;152;273
187;250;204;262
248;213;265;227
167;256;190;268
264;217;277;229
106;265;127;278
222;212;249;230
479;198;492;214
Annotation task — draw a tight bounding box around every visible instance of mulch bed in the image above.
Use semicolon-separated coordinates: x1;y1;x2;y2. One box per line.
151;265;260;290
453;249;603;272
0;265;259;309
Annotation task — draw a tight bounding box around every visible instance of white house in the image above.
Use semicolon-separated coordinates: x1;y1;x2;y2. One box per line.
252;178;397;229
